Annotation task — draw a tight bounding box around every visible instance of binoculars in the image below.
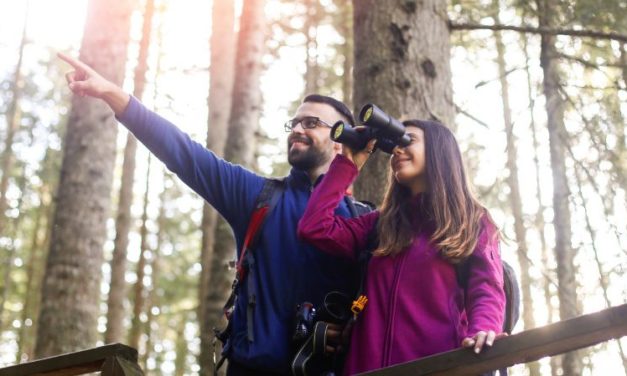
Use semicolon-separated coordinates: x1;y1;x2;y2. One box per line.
331;104;410;154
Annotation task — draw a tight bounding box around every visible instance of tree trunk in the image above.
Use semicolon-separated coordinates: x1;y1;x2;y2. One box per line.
128;155;152;350
205;1;266;372
224;0;266;167
352;0;455;204
106;0;155;344
0;173;27;334
536;0;581;374
492;3;538;375
522;24;560;376
0;1;29;237
16;156;57;361
17;193;45;362
174;314;189;376
34;0;133;358
142;177;166;371
304;0;320;95
339;1;353;108
27;186;55;360
198;0;236;374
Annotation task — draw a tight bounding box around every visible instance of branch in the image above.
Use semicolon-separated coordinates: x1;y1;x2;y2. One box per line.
557;52;626;69
454;104;489;128
448;22;627;43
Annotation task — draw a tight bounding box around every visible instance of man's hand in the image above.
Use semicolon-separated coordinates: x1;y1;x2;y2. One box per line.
461;330;508;354
58;52;130;115
342;133;376;171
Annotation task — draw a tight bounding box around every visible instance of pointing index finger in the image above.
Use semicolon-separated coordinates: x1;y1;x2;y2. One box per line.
57;52;90;72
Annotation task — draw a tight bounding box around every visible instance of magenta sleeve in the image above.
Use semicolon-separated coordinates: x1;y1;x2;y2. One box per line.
465;218;506;336
297;155;379;261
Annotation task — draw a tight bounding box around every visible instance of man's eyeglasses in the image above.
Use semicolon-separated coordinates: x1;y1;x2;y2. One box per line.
284;116;332;132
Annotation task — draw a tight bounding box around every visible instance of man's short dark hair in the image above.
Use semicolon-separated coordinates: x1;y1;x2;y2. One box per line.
303;94;355;126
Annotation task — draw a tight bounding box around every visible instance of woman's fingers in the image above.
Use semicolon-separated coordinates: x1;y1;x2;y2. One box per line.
473;331;487;353
486;330;496;347
461;337;475;348
463;331;504;354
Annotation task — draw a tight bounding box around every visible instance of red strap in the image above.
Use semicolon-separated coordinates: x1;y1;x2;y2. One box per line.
236;205;269;281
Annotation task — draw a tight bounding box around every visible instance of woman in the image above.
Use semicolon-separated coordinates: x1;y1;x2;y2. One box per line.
297;119;506;375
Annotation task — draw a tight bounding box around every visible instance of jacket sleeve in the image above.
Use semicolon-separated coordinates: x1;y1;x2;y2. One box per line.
297;155;378;261
465;217;506;337
116;96;263;230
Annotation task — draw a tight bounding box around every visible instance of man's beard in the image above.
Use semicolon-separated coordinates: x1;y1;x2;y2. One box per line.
287;136;329;171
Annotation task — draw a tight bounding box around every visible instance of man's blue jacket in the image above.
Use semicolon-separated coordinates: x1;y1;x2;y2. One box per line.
117;97;360;374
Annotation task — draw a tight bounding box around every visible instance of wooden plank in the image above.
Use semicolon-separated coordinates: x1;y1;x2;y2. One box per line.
0;343;139;376
360;303;627;376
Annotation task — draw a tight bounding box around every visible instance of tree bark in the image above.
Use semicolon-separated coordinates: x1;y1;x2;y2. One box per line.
34;0;133;358
198;0;236;374
352;0;455;204
105;0;155;344
536;0;581;374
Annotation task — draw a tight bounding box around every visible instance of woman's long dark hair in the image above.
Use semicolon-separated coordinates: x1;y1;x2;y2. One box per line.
374;120;498;262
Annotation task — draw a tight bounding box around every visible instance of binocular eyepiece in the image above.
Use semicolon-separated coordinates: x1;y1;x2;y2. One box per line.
331;104;410;154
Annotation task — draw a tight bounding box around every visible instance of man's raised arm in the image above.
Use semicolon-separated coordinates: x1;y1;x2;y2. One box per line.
58;52;130;116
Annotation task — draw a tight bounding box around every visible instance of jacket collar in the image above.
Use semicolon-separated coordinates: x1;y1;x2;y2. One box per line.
287;168;325;191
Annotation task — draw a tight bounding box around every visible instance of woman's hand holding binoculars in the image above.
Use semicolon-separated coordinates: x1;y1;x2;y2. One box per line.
342;134;376;171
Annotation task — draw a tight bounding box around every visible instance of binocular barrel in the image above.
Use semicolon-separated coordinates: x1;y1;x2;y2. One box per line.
330;104;410;154
331;121;373;151
359;104;407;141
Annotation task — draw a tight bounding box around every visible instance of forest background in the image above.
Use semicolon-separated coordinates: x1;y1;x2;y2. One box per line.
0;0;625;375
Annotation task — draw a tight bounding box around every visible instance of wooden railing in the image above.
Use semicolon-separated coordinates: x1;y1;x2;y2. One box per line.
0;343;143;376
2;304;626;375
360;303;627;375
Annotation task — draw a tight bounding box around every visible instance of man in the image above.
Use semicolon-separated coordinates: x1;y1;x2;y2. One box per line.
59;53;361;375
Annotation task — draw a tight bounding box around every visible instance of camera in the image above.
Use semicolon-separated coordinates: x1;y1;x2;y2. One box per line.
330;103;411;154
292;302;317;345
291;292;352;346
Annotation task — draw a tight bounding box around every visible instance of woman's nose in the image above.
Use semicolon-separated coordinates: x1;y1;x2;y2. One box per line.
392;145;403;155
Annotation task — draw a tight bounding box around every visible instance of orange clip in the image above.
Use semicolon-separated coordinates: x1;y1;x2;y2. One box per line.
351;295;368;318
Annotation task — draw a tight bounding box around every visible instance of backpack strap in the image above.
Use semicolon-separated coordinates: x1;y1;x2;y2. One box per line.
217;178;285;346
501;261;520;335
455;255;520;376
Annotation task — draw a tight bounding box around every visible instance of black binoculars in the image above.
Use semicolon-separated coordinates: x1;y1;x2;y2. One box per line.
330;104;410;154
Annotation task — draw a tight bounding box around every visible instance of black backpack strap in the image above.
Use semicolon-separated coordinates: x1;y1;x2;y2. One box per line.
213;178;285;370
456;255;520;376
238;178;284;342
501;261;520;334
